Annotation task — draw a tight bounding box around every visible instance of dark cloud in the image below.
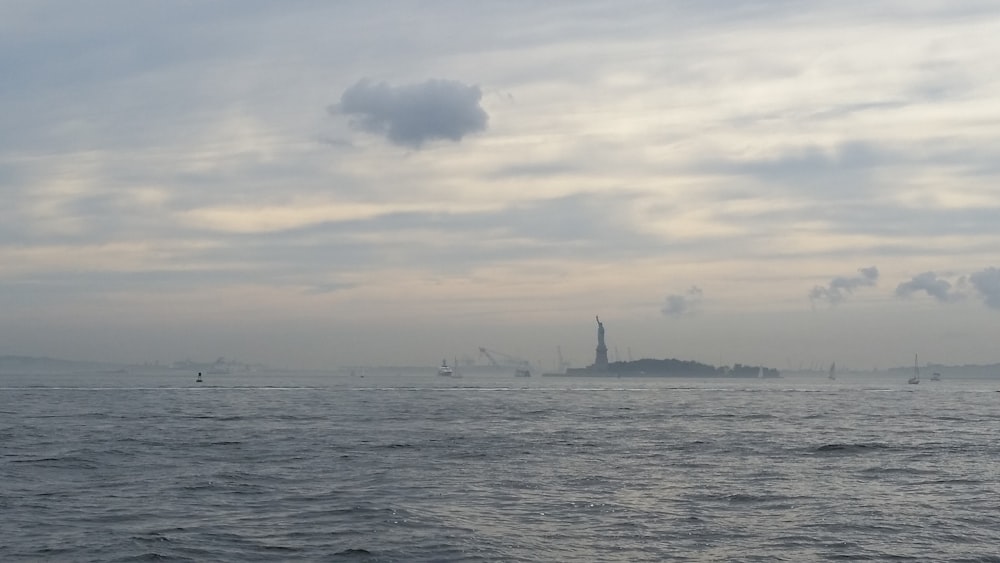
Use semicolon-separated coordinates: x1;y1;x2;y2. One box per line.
332;78;488;148
969;267;1000;309
894;267;1000;309
661;286;703;317
894;271;965;303
809;266;879;305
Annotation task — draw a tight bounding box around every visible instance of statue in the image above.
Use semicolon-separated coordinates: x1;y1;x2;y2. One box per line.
594;315;609;369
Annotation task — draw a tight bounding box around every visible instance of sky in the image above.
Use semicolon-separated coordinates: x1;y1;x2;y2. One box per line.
3;0;1000;371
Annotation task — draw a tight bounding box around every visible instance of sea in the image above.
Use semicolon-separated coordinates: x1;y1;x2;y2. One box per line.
3;367;1000;562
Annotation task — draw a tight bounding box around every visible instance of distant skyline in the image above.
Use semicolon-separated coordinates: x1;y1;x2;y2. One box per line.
3;1;1000;371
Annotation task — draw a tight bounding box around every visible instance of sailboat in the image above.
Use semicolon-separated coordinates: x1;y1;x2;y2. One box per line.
908;354;920;385
757;366;764;378
828;362;836;380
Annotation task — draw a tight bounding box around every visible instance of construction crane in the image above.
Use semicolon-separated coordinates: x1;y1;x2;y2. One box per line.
556;345;571;372
478;347;530;368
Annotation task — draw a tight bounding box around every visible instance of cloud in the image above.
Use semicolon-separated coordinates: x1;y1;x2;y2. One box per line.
894;267;1000;309
709;142;886;198
894;271;965;303
332;78;488;148
809;266;879;305
969;267;1000;309
661;286;703;317
304;281;357;295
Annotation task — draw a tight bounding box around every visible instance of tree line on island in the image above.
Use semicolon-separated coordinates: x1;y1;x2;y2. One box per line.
606;358;780;377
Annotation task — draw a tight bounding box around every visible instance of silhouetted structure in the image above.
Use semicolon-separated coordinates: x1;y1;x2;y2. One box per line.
594;316;609;371
552;316;780;378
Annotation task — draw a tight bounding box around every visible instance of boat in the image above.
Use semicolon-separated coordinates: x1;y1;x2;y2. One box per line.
908;354;920;385
437;359;454;376
757;367;764;378
515;367;531;377
930;371;941;381
828;362;836;381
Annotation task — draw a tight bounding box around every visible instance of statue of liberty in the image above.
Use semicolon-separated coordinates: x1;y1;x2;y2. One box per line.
594;315;609;369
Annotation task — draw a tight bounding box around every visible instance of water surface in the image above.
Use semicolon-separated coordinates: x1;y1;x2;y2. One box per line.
3;369;999;561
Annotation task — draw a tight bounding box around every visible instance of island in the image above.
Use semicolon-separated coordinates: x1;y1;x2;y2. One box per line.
543;317;780;378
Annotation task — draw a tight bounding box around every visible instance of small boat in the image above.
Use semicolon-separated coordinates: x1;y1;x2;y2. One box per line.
828;362;836;381
515;367;531;377
908;354;920;385
437;359;454;376
196;372;203;383
757;367;764;378
930;371;941;381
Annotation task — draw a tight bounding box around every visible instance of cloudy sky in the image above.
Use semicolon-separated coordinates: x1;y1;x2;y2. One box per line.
3;0;1000;371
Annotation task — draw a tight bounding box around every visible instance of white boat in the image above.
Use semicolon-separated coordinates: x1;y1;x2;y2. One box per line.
437;359;454;376
828;362;836;381
757;367;764;378
908;354;920;385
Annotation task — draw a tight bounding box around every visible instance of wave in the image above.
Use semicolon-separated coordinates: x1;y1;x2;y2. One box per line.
10;455;99;469
814;442;891;453
326;548;375;562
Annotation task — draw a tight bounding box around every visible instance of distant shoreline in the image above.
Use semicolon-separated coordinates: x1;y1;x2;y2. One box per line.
542;371;780;378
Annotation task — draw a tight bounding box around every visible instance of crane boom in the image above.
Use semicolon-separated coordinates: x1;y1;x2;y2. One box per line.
478;347;529;368
478;347;500;367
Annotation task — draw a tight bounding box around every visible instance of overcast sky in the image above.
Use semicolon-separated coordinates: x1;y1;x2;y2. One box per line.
3;1;1000;371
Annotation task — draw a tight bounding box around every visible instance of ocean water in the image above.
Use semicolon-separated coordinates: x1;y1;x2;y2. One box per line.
3;369;1000;562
